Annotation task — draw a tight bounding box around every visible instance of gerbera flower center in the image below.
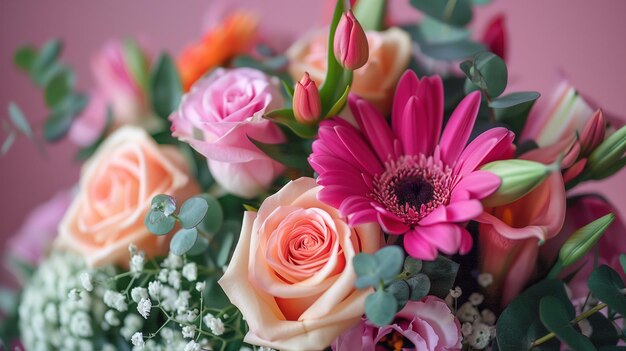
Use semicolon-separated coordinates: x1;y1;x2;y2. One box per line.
371;155;453;226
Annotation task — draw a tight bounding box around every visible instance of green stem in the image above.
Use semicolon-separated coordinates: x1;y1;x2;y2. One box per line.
531;302;608;348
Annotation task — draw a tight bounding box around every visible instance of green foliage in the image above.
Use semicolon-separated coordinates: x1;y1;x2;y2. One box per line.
249;135;313;172
406;273;430;300
152;194;177;215
209;220;241;267
462;51;508;98
265;109;317;139
588;312;619;347
588;265;626;316
14;46;37;72
353;246;405;289
353;0;386;31
387;280;410;308
123;39;149;93
496;279;569;351
365;290;398;326
178;196;209;229
44;69;74;107
8;102;33;139
404;257;423;274
420;255;459;298
197;194;224;234
495;97;537;139
585;126;626;181
30;39;62;86
489;92;540;109
150;54;182;120
539;296;596;351
620;254;626;273
410;0;473;27
170;227;199;256
144;209;177;235
43;93;88;141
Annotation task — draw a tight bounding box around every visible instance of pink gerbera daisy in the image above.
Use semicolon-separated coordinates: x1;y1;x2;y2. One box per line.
309;70;515;260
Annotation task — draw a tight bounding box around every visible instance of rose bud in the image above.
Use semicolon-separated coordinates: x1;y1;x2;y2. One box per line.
580;109;606;155
333;10;369;70
293;72;322;124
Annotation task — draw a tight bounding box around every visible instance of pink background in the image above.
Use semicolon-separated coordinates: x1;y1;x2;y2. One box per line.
1;0;625;250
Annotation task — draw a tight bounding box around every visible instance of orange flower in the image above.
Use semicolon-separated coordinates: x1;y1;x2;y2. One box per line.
178;12;258;91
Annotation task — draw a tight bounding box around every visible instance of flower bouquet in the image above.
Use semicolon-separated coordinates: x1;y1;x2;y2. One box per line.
2;1;626;350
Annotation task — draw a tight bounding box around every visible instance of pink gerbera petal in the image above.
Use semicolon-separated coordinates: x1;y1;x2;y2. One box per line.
439;91;482;166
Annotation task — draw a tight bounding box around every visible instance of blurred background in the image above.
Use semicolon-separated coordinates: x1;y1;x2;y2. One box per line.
1;0;625;252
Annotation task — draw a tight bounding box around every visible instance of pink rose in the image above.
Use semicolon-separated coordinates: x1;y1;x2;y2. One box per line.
7;189;74;266
169;67;286;198
56;127;200;267
68;90;108;146
218;177;382;350
332;297;462;351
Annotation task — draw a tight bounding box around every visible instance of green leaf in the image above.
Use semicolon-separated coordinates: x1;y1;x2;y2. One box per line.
365;290;398;326
387;280;410;309
419;16;470;44
559;214;615;267
588;312;619;347
620;254;626;274
495;98;537;139
43;93;88;142
249;137;312;171
325;84;350;118
14;46;37;72
539;296;595;351
410;0;473;27
30;39;62;86
354;253;380;289
265;110;318;139
178;197;209;229
1;132;16;156
197;194;224;234
404;257;423;275
150;54;182;120
465;52;508;98
44;70;73;108
282;80;295;98
353;0;386;31
406;273;431;300
211;220;241;267
489;92;541;109
374;246;405;281
420;255;459;298
186;235;209;256
170;228;199;256
123;39;149;93
144;209;176;235
588;265;626;316
151;194;177;216
496;279;571;351
8;102;32;139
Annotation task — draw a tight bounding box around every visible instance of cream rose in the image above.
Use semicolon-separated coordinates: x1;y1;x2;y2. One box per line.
56;127;200;267
287;27;411;114
219;177;382;351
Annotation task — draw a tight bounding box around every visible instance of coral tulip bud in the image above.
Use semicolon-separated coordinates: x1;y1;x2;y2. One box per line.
586;125;626;178
333;10;369;70
481;159;559;207
293;72;322;124
580;109;606;155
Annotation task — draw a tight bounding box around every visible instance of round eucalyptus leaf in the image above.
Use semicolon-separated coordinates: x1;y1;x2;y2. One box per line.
374;246;405;281
186;235;209;256
151;194;177;216
473;52;508;98
353;253;379;289
403;257;423;275
170;228;199;256
406;273;431;300
365;290;398;326
197;194;224;234
179;197;209;229
144;209;176;235
387;280;410;310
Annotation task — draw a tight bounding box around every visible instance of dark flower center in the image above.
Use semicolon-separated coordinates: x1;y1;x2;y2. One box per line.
393;175;435;209
371;154;453;226
375;330;415;351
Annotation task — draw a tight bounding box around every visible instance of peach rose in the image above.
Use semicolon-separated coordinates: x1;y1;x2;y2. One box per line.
287;27;411;114
219;177;382;351
56;127;200;267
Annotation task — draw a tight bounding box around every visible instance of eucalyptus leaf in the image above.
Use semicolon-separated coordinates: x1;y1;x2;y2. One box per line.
539;296;594;351
467;52;508;97
30;39;62;86
1;132;16;156
44;70;73;108
588;312;619;347
144;209;176;235
151;194;177;216
186;235;209;256
410;0;473;27
374;246;405;281
404;257;423;275
365;290;398;326
620;254;626;274
387;280;410;309
354;253;380;289
421;255;459;298
489;92;540;109
588;265;626;316
8;102;32;139
43;109;74;141
14;46;37;72
150;54;182;120
197;194;224;234
170;228;199;256
406;273;431;300
249;137;312;171
178;197;209;229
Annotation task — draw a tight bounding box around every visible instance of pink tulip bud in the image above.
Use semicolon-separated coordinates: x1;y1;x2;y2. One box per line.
333;10;369;70
580;109;606;155
482;15;507;61
293;72;322;124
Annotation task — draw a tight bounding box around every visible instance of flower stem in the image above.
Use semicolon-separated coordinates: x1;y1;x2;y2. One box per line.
531;302;608;348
